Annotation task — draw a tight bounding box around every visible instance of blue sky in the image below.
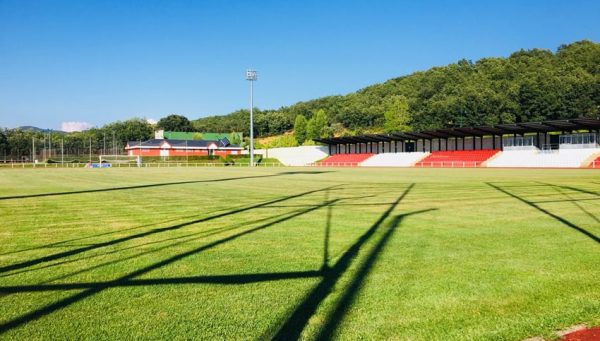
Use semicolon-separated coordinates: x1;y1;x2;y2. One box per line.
0;0;598;130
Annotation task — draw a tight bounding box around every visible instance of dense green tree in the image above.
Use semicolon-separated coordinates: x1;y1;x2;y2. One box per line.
253;112;270;136
306;118;316;141
383;96;411;133
0;129;8;158
103;118;154;146
266;112;291;135
229;132;242;145
6;129;32;160
307;109;329;140
157;114;193;132
293;115;307;144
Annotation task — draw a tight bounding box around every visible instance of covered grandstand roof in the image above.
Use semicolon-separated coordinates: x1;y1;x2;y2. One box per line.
314;118;600;144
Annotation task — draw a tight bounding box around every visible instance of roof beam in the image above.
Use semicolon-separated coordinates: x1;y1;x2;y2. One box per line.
570;118;600;130
453;128;483;136
471;126;504;135
540;121;575;131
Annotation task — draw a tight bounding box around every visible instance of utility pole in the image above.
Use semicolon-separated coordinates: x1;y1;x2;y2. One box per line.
32;137;35;165
245;69;257;167
61;137;64;165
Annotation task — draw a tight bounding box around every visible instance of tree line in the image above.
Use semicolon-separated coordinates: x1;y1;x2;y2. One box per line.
0;114;247;161
0;119;154;161
194;40;600;141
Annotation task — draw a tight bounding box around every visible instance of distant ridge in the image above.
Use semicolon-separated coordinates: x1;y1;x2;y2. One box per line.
18;126;64;133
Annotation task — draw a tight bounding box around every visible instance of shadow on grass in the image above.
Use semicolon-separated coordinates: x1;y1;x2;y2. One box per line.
534;197;600;204
0;193;343;333
0;186;340;275
541;183;600;224
0;191;376;288
315;209;436;340
270;183;417;340
487;182;599;244
0;205;244;257
0;182;422;336
0;207;312;281
535;182;599;197
0;271;325;293
16;192;372;284
0;171;332;201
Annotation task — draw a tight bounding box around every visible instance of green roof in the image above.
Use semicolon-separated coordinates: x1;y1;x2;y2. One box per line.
163;131;243;141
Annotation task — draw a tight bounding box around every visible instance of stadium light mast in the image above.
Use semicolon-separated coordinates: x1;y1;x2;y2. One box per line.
246;69;257;167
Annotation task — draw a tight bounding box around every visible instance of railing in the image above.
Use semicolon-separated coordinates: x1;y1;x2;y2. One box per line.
416;161;482;168
503;136;536;149
0;162;285;169
0;163;89;169
541;144;559;151
140;162;284;168
3;161;599;169
308;162;361;167
503;145;538;151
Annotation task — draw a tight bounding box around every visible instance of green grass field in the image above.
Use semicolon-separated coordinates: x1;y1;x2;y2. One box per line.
0;167;598;340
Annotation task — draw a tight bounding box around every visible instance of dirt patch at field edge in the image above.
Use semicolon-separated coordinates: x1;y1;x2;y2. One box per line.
560;326;600;341
523;325;600;341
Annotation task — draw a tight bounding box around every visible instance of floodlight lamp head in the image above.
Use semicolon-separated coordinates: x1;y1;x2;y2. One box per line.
246;69;257;81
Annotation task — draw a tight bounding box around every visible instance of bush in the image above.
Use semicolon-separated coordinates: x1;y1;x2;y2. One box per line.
47;159;80;164
141;155;222;163
139;154;263;166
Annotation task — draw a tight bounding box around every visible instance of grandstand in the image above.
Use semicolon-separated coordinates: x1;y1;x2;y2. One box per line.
312;118;600;169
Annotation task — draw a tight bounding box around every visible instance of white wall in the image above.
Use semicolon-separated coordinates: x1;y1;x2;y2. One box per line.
250;146;329;166
487;148;600;168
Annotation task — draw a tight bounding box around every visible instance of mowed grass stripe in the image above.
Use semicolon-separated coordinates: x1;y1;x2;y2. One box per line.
0;168;598;340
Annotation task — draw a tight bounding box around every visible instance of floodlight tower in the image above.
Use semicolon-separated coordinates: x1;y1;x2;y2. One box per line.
246;69;257;167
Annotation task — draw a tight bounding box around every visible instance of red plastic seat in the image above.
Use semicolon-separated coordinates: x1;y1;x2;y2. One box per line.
415;150;500;168
318;154;374;167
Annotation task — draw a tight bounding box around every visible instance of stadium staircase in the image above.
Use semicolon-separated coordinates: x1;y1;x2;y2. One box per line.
317;153;374;167
360;152;429;167
588;154;600;168
414;150;500;168
487;148;600;168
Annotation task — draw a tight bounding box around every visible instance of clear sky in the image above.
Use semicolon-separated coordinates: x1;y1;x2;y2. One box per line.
1;0;599;130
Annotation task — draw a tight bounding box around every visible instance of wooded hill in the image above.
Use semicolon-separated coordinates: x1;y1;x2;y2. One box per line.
192;40;600;138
